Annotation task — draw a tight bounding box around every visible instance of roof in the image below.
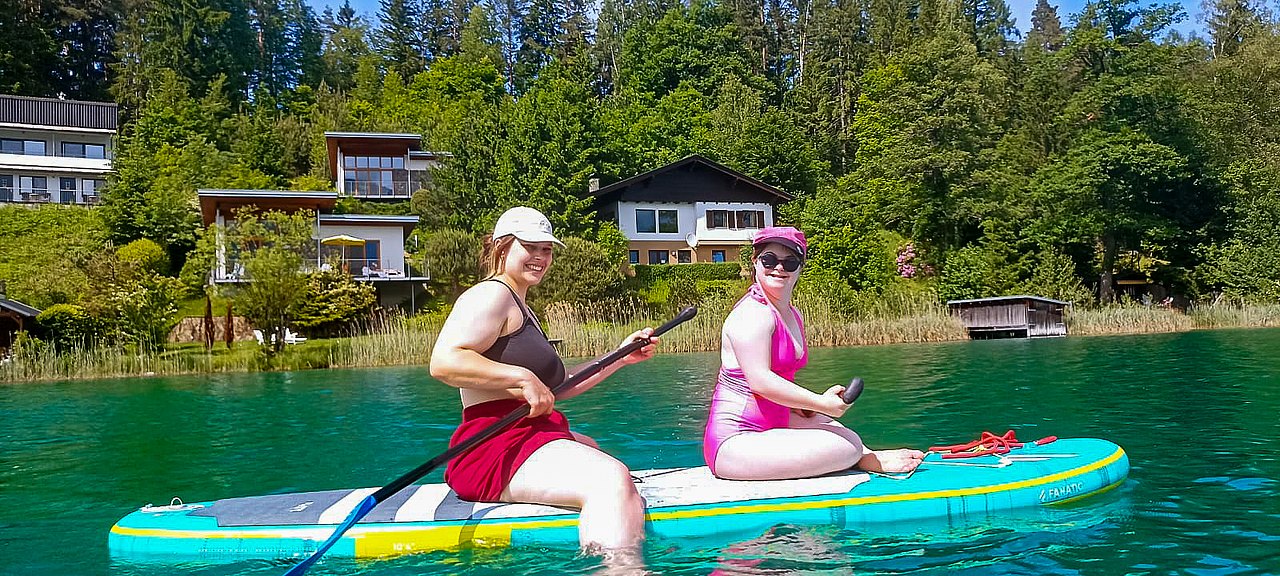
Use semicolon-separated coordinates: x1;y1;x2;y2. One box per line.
591;155;791;203
0;94;118;131
946;295;1070;306
197;189;339;226
319;214;419;233
0;298;41;318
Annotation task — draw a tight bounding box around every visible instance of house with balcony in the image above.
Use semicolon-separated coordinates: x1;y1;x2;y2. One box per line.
324;132;449;200
198;189;428;310
590;155;793;265
0;94;115;205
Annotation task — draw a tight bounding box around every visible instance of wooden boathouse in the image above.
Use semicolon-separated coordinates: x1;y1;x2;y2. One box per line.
946;295;1068;339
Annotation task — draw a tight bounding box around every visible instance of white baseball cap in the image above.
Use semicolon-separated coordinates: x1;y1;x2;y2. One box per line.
492;206;564;245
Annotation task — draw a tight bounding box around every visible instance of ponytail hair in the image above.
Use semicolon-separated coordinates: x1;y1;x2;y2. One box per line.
480;234;517;278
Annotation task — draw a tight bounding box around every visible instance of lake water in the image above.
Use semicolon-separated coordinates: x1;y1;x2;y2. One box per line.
2;328;1279;575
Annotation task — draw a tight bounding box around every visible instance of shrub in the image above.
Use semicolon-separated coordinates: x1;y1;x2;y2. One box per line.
531;237;624;312
116;238;170;276
36;304;103;350
293;267;378;337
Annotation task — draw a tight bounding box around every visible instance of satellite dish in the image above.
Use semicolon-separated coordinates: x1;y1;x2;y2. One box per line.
685;233;698;248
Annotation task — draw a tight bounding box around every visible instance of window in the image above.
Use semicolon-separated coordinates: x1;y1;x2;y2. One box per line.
648;250;669;264
635;209;656;233
628;250;639;264
736;210;765;229
711;250;726;263
677;250;692;263
19;176;48;201
635;208;679;234
658;209;679;233
60;177;77;203
706;210;731;229
60;142;106;159
82;179;105;203
0;175;11;202
1;139;46;155
343;155;410;197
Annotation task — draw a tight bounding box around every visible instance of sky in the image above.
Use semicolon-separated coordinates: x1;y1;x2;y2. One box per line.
317;0;1207;44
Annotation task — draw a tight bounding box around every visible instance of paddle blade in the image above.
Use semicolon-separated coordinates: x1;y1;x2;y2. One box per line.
283;494;378;576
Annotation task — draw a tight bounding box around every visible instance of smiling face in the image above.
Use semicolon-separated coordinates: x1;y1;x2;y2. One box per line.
753;241;803;294
502;238;555;286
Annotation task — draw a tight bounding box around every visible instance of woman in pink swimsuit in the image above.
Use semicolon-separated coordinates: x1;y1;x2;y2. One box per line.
703;226;924;480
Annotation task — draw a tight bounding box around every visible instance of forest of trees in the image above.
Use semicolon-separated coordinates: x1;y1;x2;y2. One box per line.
3;0;1280;309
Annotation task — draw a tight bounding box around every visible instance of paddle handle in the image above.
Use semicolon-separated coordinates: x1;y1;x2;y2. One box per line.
841;377;864;404
370;306;698;502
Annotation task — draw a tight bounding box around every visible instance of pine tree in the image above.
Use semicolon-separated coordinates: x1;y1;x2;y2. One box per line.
375;0;427;79
111;0;255;111
513;0;562;91
320;0;370;90
53;0;122;100
1027;0;1065;52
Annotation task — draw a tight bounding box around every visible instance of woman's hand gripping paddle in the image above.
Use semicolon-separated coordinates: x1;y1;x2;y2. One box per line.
282;307;699;576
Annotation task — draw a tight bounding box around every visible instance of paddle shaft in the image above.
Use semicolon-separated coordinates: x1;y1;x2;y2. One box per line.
283;306;697;576
372;306;696;501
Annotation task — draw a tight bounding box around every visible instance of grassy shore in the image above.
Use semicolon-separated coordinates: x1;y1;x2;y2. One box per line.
4;301;1278;383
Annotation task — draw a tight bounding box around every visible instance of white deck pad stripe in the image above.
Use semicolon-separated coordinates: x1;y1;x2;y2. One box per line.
317;488;378;524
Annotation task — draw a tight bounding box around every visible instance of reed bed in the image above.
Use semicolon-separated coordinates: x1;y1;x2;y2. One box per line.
327;313;441;368
1189;302;1280;329
8;298;1279;384
1066;304;1195;335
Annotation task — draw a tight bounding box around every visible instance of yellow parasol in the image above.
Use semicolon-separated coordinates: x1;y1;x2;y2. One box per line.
320;234;366;247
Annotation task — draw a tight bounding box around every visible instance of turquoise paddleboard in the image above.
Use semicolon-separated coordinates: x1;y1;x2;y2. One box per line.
109;437;1128;560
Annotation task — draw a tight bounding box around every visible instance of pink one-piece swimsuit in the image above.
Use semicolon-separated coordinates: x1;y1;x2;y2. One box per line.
703;283;808;474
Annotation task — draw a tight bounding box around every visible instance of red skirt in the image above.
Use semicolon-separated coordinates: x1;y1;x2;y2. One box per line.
444;399;575;502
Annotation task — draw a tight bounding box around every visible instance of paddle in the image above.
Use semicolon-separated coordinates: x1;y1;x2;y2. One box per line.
283;306;699;576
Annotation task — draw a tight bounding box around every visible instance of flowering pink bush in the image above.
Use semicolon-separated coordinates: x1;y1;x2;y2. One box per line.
896;243;931;278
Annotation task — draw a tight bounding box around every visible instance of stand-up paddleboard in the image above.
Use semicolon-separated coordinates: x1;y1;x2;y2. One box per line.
109;437;1128;560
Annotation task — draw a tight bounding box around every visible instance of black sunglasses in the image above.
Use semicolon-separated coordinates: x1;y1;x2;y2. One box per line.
758;251;803;272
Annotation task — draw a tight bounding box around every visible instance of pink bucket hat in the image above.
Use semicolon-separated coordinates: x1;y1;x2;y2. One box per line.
752;226;807;258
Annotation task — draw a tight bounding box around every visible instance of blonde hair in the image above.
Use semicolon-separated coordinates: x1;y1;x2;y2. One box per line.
480;234;517;278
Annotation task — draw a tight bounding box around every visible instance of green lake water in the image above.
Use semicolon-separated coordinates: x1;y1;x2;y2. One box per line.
2;328;1279;575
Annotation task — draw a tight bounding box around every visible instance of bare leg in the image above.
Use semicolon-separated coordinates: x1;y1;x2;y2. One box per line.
713;421;862;480
502;439;646;553
790;412;923;473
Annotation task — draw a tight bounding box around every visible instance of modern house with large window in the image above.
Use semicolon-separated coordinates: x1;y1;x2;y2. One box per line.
590;155;792;265
198;189;428;309
0;94;115;205
324;132;449;200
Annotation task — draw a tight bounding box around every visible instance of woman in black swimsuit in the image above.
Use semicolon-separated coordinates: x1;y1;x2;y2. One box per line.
429;206;659;557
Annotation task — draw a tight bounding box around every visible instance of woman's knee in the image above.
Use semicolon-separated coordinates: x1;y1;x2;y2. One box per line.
583;459;641;504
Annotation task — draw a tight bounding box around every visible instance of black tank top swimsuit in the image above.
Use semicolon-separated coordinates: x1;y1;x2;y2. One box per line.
482;279;566;387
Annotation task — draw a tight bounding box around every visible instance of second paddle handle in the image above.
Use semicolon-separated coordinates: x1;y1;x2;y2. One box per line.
841;377;864;404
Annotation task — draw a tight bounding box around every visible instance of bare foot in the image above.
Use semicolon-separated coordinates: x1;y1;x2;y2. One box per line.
857;448;926;473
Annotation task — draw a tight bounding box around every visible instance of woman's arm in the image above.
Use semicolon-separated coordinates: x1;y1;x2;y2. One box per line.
725;304;847;417
556;328;658;400
428;283;555;415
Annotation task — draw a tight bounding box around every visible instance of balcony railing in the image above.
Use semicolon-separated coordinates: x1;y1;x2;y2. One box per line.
215;258;422;282
0;188;100;204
